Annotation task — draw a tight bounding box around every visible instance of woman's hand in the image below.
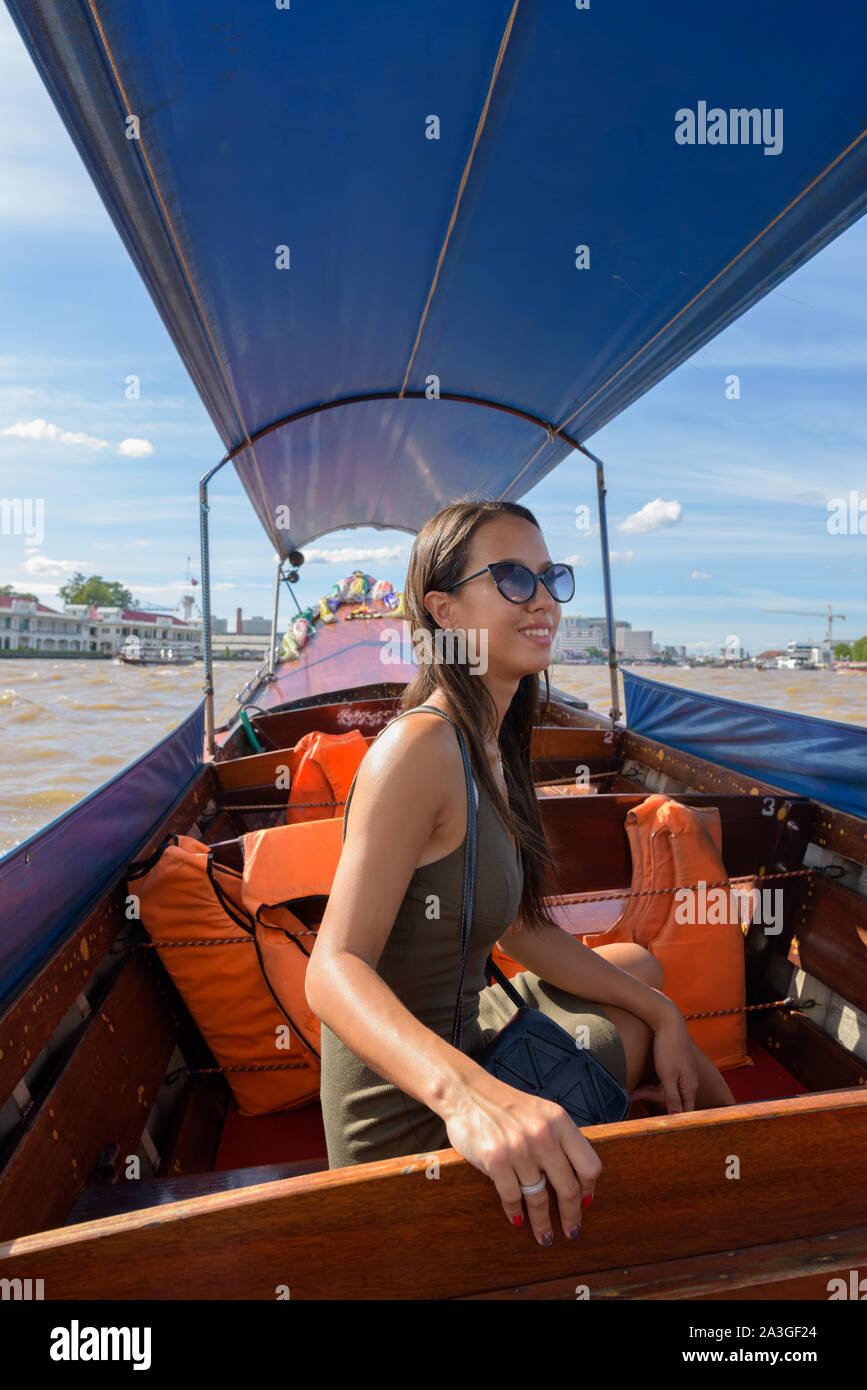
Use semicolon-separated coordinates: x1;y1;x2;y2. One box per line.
441;1073;602;1246
629;1003;699;1114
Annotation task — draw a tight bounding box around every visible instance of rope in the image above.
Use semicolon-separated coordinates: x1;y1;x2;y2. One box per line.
682;995;812;1021
547;864;835;908
165;1061;310;1083
220;799;345;812
136;865;841;950
140;931;317;946
162;996;813;1081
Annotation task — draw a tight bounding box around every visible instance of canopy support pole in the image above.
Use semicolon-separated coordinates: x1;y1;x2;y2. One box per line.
268;555;282;678
199;478;215;758
199;457;230;760
580;445;621;726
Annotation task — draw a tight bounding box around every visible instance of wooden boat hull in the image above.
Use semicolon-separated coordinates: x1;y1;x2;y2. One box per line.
1;669;866;1300
1;1094;865;1300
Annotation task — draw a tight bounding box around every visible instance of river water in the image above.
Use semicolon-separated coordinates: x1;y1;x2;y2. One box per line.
1;659;865;856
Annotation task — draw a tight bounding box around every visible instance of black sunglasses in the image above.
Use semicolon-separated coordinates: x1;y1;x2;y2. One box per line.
443;561;574;605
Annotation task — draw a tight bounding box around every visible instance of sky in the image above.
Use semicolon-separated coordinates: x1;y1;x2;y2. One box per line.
0;8;865;658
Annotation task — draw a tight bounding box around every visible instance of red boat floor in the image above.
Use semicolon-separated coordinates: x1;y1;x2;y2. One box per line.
213;1039;807;1172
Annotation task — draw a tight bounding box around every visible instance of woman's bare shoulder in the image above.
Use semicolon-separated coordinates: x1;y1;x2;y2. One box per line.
357;708;462;789
308;711;462;971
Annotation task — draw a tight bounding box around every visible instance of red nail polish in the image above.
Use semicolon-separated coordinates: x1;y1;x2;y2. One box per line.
581;1193;593;1209
511;1213;523;1227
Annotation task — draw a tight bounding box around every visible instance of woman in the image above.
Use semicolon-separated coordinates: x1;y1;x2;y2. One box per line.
305;497;736;1247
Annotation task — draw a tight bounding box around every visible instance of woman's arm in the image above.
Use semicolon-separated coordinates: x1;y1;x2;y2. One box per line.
496;918;677;1029
305;715;491;1118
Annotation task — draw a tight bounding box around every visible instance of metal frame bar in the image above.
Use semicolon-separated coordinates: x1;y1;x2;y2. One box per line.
200;391;621;754
199;457;229;758
581;443;622;725
268;555;282;678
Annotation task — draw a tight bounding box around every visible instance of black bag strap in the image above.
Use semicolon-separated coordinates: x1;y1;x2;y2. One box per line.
484;948;527;1012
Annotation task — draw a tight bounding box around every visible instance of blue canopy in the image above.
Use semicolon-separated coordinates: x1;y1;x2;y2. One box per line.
623;671;867;820
5;0;867;556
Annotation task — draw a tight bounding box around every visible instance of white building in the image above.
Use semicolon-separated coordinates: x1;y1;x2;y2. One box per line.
0;596;202;655
553;615;656;660
66;605;203;656
553;615;608;658
776;640;821;670
0;595;87;651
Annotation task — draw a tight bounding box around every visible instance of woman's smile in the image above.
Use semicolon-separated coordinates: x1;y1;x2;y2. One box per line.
518;625;553;646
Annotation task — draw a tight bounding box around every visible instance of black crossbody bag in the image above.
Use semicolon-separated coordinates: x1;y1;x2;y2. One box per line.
417;704;631;1128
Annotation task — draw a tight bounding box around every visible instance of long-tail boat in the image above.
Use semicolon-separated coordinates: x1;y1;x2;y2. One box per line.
1;0;866;1301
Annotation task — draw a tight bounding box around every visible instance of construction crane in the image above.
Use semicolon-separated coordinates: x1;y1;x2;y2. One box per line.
762;604;846;649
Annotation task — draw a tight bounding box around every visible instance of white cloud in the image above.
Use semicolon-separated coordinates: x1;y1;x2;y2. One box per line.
1;418;108;450
0;418;152;456
22;552;86;578
609;550;634;563
118;437;154;458
563;553;590;568
618;499;682;533
300;544;408;564
690;570;711;580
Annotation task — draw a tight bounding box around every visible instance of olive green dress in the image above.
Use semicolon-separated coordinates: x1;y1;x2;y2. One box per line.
319;720;628;1170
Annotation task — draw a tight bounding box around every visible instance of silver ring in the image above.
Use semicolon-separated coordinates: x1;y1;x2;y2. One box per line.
519;1175;547;1196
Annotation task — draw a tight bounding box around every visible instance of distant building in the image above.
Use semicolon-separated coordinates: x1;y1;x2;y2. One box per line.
213;610;273;637
1;593;213;658
776;640;822;669
240;614;273;635
215;633;273;659
553;615;659;661
616;622;654;658
209;608;274;658
752;649;784;669
553;615;608;659
0;595;86;651
720;640;747;661
62;604;202;656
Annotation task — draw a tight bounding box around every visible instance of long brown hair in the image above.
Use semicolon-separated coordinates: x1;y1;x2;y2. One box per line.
399;496;561;933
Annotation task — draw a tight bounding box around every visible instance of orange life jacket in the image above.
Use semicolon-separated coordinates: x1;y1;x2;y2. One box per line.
492;794;750;1071
285;729;368;823
127;816;344;1116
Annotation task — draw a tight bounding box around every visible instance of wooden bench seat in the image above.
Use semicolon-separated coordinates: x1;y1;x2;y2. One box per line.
65;1157;330;1226
61;1036;809;1229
